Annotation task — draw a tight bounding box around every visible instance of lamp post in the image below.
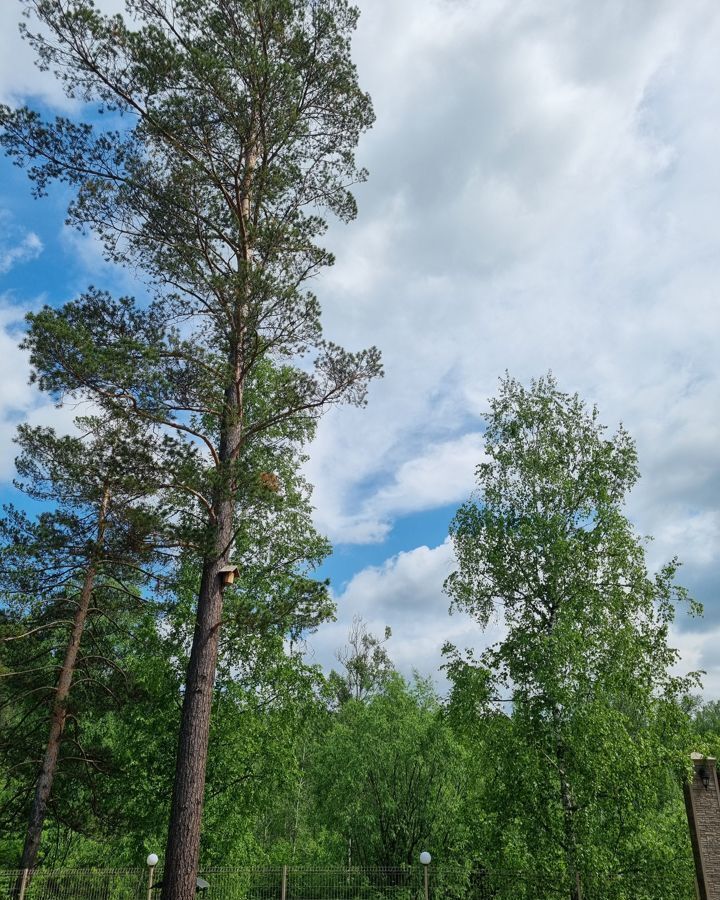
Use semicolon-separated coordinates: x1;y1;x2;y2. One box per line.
146;853;159;900
419;851;431;900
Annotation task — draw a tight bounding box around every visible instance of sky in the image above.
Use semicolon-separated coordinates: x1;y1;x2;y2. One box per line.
1;0;719;695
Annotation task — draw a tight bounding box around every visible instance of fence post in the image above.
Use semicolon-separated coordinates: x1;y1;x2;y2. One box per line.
146;853;159;900
419;852;431;900
17;868;30;900
281;865;287;900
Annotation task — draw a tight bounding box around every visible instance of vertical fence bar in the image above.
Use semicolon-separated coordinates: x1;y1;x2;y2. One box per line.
17;868;29;900
281;864;287;900
147;865;155;900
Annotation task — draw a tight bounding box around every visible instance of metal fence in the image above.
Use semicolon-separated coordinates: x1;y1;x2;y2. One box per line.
0;869;145;900
0;864;697;900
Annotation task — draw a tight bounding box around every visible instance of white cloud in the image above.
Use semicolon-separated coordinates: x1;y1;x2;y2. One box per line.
367;433;485;519
306;538;506;687
0;303;35;467
0;12;65;108
0;0;126;107
671;623;720;700
310;432;486;544
0;231;43;274
0;299;80;480
308;536;714;699
303;0;720;693
304;1;720;624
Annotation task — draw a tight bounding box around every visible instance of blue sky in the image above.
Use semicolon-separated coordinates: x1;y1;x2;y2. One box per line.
2;0;720;691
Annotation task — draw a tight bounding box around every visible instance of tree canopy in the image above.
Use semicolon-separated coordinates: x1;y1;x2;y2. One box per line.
2;1;381;895
444;373;700;899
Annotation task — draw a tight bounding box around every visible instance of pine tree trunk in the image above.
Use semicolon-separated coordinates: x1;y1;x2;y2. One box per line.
160;533;232;900
17;486;110;875
161;345;245;900
161;333;245;895
161;129;257;900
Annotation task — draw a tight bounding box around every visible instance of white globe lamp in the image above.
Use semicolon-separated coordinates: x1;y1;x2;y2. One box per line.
146;853;159;900
420;851;431;900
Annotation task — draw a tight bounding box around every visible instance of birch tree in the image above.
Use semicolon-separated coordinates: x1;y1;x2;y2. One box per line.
444;374;699;900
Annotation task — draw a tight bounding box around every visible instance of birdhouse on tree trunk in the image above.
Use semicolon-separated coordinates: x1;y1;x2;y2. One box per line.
218;565;240;586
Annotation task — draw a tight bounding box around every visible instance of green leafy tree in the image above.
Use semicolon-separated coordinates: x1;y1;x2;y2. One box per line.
311;673;471;868
1;602;174;869
444;374;699;900
1;396;336;870
1;1;380;894
75;605;328;868
327;615;394;705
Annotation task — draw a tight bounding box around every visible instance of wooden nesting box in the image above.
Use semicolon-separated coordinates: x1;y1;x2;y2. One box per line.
218;565;240;586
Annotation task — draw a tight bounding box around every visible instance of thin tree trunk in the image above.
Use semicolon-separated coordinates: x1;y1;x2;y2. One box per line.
291;740;308;859
17;485;110;875
552;706;582;900
559;768;582;900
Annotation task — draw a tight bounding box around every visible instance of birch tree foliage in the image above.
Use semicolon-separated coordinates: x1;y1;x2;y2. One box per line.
443;373;700;898
445;373;699;705
310;674;471;870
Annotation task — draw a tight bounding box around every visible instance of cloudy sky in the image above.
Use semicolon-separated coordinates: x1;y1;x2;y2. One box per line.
1;0;719;694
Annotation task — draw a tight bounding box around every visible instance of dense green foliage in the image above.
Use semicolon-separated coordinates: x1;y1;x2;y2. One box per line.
0;610;708;894
444;374;701;899
0;374;710;900
1;621;465;869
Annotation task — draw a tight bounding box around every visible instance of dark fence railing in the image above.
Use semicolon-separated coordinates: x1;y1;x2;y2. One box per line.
0;863;697;900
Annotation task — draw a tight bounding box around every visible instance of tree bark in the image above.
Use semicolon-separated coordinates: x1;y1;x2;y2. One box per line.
159;547;231;900
161;126;257;900
552;706;582;900
17;485;110;875
161;360;241;899
161;338;243;896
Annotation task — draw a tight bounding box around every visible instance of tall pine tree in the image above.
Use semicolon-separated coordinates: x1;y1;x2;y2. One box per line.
1;415;180;874
1;2;380;895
